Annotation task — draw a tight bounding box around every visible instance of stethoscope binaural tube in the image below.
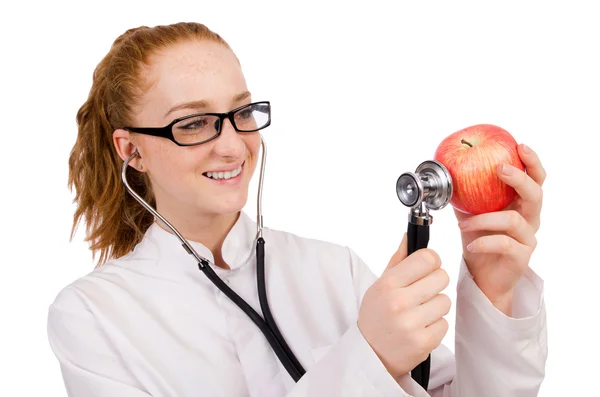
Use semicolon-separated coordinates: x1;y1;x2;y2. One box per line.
396;160;453;391
121;136;306;382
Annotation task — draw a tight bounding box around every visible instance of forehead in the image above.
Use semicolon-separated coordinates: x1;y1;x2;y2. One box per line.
137;40;247;121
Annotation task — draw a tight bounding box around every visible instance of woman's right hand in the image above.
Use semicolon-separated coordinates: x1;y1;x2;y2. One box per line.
357;233;451;378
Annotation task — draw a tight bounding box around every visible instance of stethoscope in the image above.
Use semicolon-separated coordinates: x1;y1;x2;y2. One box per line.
396;160;453;390
121;136;306;382
122;136;454;389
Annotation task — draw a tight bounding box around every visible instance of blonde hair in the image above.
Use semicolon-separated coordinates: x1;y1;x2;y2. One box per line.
68;22;233;265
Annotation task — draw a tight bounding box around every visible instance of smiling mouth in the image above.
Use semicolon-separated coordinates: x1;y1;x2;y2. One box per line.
202;162;244;181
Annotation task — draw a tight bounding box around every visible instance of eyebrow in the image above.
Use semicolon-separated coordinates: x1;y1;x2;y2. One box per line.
164;91;252;118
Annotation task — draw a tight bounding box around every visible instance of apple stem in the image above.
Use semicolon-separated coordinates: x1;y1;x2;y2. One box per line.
461;139;473;148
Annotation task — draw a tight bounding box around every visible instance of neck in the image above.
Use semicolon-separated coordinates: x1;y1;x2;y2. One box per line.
155;206;240;270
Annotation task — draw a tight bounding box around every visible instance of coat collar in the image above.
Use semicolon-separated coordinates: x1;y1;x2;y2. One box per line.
134;211;258;276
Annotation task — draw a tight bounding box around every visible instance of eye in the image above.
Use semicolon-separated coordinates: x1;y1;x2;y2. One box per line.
238;108;253;119
180;117;209;129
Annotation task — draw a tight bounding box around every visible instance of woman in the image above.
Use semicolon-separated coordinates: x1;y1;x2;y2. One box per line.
47;22;548;396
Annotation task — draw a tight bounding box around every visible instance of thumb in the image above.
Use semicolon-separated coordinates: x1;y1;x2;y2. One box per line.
384;232;408;272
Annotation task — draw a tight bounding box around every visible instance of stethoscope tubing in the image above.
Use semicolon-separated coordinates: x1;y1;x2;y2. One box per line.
122;136;434;388
407;219;431;390
121;136;306;382
256;237;306;377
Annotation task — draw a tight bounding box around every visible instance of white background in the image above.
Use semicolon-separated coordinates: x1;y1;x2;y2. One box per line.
1;1;598;395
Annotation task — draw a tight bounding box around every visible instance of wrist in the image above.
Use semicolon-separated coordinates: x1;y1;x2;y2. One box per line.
488;290;514;316
471;276;515;316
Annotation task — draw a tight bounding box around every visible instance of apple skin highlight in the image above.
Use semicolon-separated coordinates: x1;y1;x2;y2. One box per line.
433;124;525;215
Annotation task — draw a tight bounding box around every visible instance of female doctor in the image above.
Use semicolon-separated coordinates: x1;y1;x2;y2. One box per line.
47;22;548;396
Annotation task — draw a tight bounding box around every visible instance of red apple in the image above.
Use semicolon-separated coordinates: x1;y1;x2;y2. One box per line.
433;124;525;215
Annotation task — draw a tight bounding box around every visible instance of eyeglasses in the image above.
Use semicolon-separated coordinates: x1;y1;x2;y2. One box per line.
123;101;271;146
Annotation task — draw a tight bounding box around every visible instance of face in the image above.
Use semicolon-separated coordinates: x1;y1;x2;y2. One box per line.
115;40;261;221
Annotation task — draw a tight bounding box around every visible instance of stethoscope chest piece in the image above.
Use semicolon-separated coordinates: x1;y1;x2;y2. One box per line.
396;160;453;212
394;159;453;390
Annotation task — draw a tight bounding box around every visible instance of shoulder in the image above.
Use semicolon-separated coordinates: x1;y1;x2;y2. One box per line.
46;254;153;360
47;266;112;353
46;261;150;391
48;250;149;318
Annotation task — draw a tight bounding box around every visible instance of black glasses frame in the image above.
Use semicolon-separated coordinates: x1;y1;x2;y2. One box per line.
123;101;271;146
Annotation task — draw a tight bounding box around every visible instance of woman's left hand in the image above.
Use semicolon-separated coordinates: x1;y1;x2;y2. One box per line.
454;144;546;316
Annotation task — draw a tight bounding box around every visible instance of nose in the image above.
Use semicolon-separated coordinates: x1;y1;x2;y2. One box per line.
212;118;245;158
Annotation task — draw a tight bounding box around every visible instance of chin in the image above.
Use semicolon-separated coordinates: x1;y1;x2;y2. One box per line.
208;193;249;216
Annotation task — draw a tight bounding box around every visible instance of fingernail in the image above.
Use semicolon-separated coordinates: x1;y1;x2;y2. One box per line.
501;164;514;175
458;220;469;229
466;242;474;251
521;144;531;154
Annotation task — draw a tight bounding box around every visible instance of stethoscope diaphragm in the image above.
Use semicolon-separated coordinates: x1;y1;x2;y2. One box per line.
396;160;452;211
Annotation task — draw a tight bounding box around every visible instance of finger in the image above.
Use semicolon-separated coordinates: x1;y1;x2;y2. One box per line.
402;268;450;307
467;235;533;268
423;317;449;350
453;207;474;222
518;144;547;186
458;210;537;248
387;248;442;287
385;232;408;272
405;294;451;328
497;163;543;223
498;163;543;204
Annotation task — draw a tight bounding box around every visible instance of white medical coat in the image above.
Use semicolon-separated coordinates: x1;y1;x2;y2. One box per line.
47;211;547;396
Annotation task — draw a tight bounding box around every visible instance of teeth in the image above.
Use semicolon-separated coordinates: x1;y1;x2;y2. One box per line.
207;165;242;180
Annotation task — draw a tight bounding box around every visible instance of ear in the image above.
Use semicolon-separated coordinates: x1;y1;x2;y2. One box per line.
113;129;144;171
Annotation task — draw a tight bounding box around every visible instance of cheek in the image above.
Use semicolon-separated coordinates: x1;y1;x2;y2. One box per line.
138;138;201;183
137;137;173;170
245;133;261;164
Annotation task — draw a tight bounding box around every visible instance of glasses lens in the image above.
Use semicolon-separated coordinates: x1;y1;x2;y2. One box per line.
234;103;270;132
173;115;220;144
